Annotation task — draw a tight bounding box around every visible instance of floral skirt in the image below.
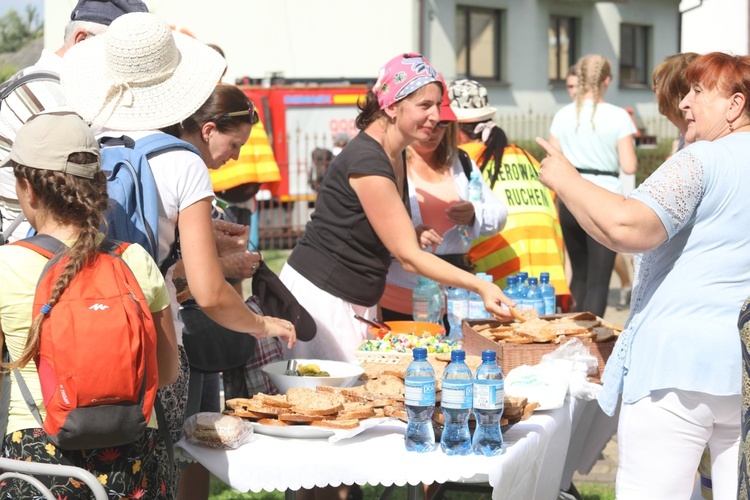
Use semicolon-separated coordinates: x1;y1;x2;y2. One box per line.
0;427;172;499
738;298;750;500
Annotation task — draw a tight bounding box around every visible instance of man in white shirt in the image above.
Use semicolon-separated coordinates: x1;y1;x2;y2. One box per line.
0;0;148;243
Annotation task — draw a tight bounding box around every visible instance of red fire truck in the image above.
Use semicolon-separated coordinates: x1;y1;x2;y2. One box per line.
239;84;367;203
236;83;367;246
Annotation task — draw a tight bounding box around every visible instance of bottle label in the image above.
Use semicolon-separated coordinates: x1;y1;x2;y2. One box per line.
441;379;472;409
413;300;430;322
473;380;504;410
543;297;555;315
467;300;486;319
405;377;435;406
447;300;468;322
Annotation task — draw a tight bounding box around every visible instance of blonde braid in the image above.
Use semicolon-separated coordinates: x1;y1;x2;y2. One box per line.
574;58;588;132
575;55;612;131
2;162;108;371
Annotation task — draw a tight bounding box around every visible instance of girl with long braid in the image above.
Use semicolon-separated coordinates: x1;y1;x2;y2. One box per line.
0;113;179;499
548;54;637;317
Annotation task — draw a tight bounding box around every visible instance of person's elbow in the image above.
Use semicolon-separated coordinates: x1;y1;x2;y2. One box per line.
606;212;666;254
621;158;638;175
159;362;179;387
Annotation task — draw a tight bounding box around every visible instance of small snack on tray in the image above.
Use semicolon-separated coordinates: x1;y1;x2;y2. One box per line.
479;313;621;345
359;332;459;354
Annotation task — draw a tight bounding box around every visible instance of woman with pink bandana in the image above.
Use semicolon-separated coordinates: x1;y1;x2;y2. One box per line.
280;53;513;363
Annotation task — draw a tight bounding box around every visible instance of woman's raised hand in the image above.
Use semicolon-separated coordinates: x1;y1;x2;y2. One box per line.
535;137;580;192
445;200;476;226
478;279;515;319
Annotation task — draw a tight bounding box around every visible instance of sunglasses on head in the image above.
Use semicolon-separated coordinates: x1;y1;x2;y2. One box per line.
213;102;260;125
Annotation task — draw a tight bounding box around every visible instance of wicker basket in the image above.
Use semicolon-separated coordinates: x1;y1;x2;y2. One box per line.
461;318;616;380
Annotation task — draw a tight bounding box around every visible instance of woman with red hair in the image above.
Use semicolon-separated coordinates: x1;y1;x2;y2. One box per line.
537;52;750;499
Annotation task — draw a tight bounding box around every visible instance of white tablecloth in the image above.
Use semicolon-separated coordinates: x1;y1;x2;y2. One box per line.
177;397;587;500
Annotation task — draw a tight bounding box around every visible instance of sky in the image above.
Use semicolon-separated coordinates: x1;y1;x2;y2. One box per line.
2;0;44;16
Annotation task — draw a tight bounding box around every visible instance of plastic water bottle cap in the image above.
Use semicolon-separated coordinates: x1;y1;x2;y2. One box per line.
450;349;466;361
528;277;538;286
481;350;497;362
413;347;428;360
540;272;549;279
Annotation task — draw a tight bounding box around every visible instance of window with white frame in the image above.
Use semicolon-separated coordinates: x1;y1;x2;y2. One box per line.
456;6;503;81
548;15;578;82
620;23;650;86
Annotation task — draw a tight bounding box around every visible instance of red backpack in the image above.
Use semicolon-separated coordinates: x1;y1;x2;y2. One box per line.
10;235;159;450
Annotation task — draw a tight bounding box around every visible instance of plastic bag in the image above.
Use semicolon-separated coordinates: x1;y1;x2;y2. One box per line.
541;338;601;401
183;412;256;449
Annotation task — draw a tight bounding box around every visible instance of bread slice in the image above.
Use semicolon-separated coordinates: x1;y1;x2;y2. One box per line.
290;403;343;416
311;418;360;430
257;418;290;426
225;398;255;410
568;311;598;321
257;394;294;408
364;376;405;398
278;413;325;423
592;325;616;342
383;404;408;420
510;307;539;322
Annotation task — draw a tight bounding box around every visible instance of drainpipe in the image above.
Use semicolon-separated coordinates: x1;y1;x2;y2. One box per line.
678;0;704;52
418;0;425;55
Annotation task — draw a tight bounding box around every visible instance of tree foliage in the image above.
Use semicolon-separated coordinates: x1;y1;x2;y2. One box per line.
0;5;43;53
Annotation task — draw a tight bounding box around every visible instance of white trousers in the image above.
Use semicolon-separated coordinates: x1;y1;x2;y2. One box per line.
616;389;740;500
279;263;375;362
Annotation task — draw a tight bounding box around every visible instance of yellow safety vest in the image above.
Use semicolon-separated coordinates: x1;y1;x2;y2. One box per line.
463;143;570;299
209;119;281;191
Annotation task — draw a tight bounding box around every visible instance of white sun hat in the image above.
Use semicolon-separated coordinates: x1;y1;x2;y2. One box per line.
448;79;497;123
60;12;226;131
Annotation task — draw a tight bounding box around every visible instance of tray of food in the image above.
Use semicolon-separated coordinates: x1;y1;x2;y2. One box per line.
462;310;621;380
355;331;460;365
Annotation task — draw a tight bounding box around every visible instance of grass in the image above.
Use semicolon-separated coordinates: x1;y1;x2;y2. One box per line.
209;477;615;500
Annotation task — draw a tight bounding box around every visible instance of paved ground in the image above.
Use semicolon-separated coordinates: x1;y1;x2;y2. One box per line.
570;267;633;487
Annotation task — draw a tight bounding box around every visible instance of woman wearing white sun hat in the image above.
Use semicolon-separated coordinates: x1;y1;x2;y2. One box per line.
59;11;297;489
449;79;571;311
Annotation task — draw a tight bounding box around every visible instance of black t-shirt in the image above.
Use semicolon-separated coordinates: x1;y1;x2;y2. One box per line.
287;132;408;307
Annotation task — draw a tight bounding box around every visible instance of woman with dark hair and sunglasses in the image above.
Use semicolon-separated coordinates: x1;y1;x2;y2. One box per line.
162;83;267;500
379;85;504;331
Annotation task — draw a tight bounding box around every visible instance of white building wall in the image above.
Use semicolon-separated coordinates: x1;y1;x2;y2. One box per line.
680;0;748;55
44;0;681;132
45;0;420;85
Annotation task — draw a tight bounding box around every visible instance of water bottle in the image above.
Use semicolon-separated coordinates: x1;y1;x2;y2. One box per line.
446;287;469;340
502;275;520;309
458;171;484;244
539;272;556;315
514;272;529;299
413;276;442;324
440;350;473;455
473;350;504;456
434;282;447;328
404;347;437;452
522;277;545;316
467;273;492;319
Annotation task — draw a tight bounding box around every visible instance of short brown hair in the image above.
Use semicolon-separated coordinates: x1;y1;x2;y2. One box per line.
652;53;699;123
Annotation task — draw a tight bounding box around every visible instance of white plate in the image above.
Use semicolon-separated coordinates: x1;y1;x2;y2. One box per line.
248;417;398;441
248;421;334;439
